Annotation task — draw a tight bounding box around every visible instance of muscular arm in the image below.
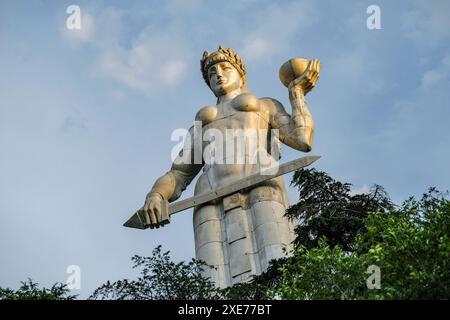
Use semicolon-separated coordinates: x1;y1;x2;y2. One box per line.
263;93;314;152
263;58;320;152
147;125;203;202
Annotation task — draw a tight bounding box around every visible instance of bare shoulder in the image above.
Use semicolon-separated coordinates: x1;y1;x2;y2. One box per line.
259;97;286;115
195;105;218;125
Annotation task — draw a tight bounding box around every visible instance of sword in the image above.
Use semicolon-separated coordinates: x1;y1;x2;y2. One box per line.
124;155;320;229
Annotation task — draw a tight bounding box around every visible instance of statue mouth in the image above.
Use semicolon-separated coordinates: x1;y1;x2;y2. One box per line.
216;79;226;85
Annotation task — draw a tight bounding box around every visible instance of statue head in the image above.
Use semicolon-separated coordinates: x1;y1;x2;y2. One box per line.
200;45;247;97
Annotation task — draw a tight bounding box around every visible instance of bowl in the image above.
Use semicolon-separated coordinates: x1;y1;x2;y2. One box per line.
278;58;309;87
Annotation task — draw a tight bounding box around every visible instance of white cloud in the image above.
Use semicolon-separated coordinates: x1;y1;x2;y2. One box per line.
421;54;450;89
373;51;450;186
402;0;450;48
59;0;323;94
161;59;187;86
94;37;188;93
62;6;190;94
421;69;445;88
240;1;317;62
241;38;271;62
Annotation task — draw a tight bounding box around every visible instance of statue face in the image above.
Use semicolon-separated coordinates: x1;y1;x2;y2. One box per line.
208;61;243;96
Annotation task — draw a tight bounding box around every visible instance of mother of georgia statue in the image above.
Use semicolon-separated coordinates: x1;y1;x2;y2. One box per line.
134;46;320;288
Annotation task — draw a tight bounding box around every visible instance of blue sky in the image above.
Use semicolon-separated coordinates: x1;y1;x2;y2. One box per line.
1;0;449;298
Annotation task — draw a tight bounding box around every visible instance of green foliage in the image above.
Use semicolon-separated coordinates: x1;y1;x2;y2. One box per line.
0;278;77;300
356;188;450;299
266;188;450;300
218;258;287;299
223;170;449;300
222;168;395;299
287;168;392;251
268;241;367;299
90;245;220;300
3;170;448;300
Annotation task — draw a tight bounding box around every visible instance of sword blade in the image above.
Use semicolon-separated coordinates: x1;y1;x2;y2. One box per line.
169;155;320;214
124;155;320;229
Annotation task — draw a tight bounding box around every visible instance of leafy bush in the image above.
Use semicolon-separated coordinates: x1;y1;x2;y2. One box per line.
90;245;220;300
3;170;448;300
0;279;77;300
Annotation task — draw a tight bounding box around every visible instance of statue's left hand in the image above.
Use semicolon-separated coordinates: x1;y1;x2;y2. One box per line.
289;59;321;96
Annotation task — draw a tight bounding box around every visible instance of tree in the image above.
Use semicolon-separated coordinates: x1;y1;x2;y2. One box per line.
267;188;450;299
287;168;393;251
222;168;394;299
3;171;447;300
90;245;219;300
0;279;77;300
355;188;450;299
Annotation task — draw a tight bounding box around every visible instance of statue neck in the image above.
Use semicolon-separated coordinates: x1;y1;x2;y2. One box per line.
217;88;242;104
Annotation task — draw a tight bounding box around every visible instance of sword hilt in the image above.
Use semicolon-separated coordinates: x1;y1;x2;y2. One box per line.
124;199;170;229
159;199;171;226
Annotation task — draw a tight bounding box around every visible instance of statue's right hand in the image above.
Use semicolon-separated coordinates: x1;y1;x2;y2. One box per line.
288;59;321;96
141;193;168;229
